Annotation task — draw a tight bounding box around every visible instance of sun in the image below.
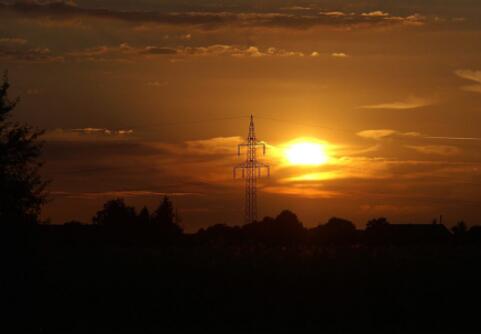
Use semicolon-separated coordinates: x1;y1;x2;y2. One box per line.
284;140;330;166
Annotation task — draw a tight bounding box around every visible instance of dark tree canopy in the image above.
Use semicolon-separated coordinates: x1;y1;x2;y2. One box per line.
152;196;182;235
0;72;47;224
366;217;390;231
92;198;136;226
241;210;305;244
324;217;356;232
452;221;468;236
137;206;150;225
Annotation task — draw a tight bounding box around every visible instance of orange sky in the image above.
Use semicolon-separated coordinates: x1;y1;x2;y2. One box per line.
2;0;481;231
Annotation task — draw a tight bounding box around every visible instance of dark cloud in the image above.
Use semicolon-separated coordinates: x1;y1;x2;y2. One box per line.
0;45;63;62
7;43;309;63
0;36;27;44
143;46;177;55
0;1;428;30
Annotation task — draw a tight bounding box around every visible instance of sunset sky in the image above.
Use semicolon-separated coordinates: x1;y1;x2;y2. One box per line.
2;0;481;231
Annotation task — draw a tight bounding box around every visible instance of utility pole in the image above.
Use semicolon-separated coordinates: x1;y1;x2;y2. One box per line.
234;115;270;224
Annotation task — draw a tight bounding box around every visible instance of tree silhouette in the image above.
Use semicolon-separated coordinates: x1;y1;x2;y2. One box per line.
137;206;150;225
92;198;136;227
151;196;182;235
366;217;390;231
0;72;47;224
452;221;467;237
243;210;305;245
321;217;357;244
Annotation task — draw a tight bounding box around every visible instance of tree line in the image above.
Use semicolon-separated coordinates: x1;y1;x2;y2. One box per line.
1;72;479;248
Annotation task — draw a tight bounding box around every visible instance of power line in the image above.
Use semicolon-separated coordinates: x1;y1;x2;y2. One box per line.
255;115;355;134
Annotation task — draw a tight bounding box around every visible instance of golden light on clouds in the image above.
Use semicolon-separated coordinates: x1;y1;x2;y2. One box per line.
283;171;339;182
283;139;330;166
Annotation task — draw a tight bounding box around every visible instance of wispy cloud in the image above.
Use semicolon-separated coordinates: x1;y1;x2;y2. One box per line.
360;96;434;110
425;136;481;141
0;1;428;30
320;11;347;17
357;129;420;140
61;43;308;62
455;69;481;93
263;186;342;199
361;11;390;18
185;136;242;155
331;52;348;58
185;45;306;57
0;45;63;62
3;42;310;63
0;37;27;45
71;128;133;135
51;190;200;200
45;128;134;141
405;145;461;156
358;129;481;143
281;6;312;11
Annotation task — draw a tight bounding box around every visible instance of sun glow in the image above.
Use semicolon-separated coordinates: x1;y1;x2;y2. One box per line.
284;140;330;166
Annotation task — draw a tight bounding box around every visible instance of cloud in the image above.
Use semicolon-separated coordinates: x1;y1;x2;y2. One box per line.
51;190;200;200
405;145;461;156
71;128;134;135
357;129;397;140
0;44;63;62
180;45;305;57
331;52;348;58
455;69;481;93
281;6;312;11
358;129;481;144
185;136;242;155
263;186;342;199
44;128;134;141
425;136;481;141
65;43;166;62
357;129;420;140
0;1;428;30
361;11;390;17
63;43;307;62
320;11;347;17
0;37;27;45
360;96;433;110
143;46;177;55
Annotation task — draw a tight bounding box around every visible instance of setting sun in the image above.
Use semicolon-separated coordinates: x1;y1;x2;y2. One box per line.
284;140;330;166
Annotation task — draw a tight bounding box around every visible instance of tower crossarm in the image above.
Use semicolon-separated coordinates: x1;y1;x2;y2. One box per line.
233;161;270;178
237;141;267;156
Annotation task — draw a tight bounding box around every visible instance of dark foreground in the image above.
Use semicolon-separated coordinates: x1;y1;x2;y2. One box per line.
4;223;481;334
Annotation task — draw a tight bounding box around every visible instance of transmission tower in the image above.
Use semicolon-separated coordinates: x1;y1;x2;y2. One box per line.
234;115;270;224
